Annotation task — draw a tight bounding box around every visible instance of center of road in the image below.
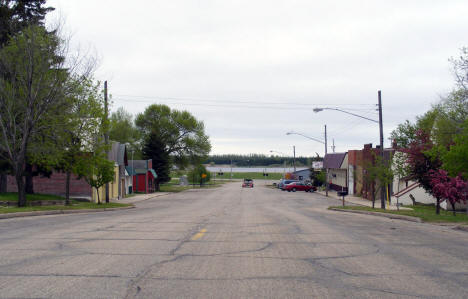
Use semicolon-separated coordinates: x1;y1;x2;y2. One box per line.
191;228;207;240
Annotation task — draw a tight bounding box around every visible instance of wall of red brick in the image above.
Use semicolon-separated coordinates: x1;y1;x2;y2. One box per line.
6;172;92;197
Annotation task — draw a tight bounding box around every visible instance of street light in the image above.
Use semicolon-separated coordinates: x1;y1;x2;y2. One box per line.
270;150;287;177
286;131;325;145
313;107;378;123
313;90;385;209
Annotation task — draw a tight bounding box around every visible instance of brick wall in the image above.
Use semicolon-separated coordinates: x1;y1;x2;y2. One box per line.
6;172;92;198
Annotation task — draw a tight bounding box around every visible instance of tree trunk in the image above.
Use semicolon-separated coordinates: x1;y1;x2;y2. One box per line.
0;174;6;193
96;188;101;204
436;198;440;215
65;171;71;205
16;174;27;207
371;183;375;209
155;181;160;192
451;202;456;216
25;163;34;194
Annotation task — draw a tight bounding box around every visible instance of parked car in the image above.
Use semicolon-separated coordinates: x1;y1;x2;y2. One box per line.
283;182;317;192
279;179;300;190
242;178;254;188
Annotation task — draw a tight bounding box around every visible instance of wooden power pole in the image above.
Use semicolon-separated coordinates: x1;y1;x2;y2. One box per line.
104;81;110;204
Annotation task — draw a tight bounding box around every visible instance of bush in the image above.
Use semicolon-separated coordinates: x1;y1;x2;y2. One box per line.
310;169;326;186
188;164;211;184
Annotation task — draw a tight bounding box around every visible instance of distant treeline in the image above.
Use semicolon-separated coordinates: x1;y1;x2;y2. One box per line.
204;154;321;167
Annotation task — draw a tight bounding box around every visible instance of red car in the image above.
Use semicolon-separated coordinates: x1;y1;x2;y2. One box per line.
284;182;316;192
242;178;254;188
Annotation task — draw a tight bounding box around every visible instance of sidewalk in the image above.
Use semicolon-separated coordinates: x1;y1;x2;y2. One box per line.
111;192;170;204
317;189;411;210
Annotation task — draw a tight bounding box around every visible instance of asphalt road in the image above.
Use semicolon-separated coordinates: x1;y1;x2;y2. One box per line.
1;181;468;298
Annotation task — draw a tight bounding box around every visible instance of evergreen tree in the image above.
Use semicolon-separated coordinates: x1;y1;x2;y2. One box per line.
142;132;170;191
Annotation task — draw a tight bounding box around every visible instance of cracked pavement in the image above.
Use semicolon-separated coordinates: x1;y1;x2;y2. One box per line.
0;181;468;298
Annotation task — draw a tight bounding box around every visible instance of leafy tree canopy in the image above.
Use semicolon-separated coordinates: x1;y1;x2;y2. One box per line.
135;104;211;168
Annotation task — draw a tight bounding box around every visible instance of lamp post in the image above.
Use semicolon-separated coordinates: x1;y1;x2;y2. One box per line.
270;150;287;177
313;90;385;209
286;128;329;196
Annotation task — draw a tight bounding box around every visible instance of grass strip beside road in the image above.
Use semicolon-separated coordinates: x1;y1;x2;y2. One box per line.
330;204;468;224
0;202;133;214
0;192;66;202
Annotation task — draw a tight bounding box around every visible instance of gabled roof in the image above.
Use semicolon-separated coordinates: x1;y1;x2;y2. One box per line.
323;152;347;169
108;141;127;166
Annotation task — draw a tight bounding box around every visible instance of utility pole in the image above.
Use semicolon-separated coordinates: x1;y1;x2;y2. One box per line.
325;124;329;197
332;139;335;153
293;146;296;172
104;81;110;203
378;90;385;209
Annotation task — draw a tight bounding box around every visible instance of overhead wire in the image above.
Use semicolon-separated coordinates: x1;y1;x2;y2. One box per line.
112;94;377;112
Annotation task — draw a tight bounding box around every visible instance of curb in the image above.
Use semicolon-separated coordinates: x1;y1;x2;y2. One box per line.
330;208;422;223
112;192;171;204
454;225;468;232
0;206;135;220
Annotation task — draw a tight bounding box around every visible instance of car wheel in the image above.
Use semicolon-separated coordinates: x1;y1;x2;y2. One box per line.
292;188;296;192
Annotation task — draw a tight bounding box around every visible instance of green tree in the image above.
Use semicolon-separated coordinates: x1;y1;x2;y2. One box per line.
109;107;142;159
0;0;54;47
135;104;211;188
0;0;54;192
390;120;417;149
54;77;105;204
0;26;68;206
74;150;114;204
142;132;170;191
363;152;394;209
309;169;325;187
188;164;211;185
441;119;468;179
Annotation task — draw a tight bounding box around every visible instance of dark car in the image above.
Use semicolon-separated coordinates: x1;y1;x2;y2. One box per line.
283;182;317;192
279;179;300;190
242;178;254;188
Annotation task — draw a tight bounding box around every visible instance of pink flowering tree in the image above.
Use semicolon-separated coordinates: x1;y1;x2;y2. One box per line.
430;169;468;215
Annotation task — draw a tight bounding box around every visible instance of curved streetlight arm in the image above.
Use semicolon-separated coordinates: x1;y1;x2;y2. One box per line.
269;150;288;156
286;131;325;144
313;107;378;123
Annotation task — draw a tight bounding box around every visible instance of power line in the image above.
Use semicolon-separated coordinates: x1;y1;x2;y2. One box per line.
112;95;376;112
112;94;375;108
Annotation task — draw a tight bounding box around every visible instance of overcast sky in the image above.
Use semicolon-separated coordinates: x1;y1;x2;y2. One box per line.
46;0;468;157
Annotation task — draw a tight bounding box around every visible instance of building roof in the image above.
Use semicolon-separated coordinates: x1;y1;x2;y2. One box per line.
293;169;311;176
108;141;128;166
126;166;158;178
149;169;157;178
323;152;347;169
128;160;148;169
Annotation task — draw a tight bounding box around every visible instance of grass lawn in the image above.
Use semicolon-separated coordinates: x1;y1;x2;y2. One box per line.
0;192;66;202
330;204;468;224
0;193;132;214
212;172;283;180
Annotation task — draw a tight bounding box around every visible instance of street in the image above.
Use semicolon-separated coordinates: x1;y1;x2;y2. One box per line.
0;181;467;298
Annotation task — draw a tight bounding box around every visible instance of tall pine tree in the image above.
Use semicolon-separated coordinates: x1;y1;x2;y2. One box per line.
142;132;171;191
